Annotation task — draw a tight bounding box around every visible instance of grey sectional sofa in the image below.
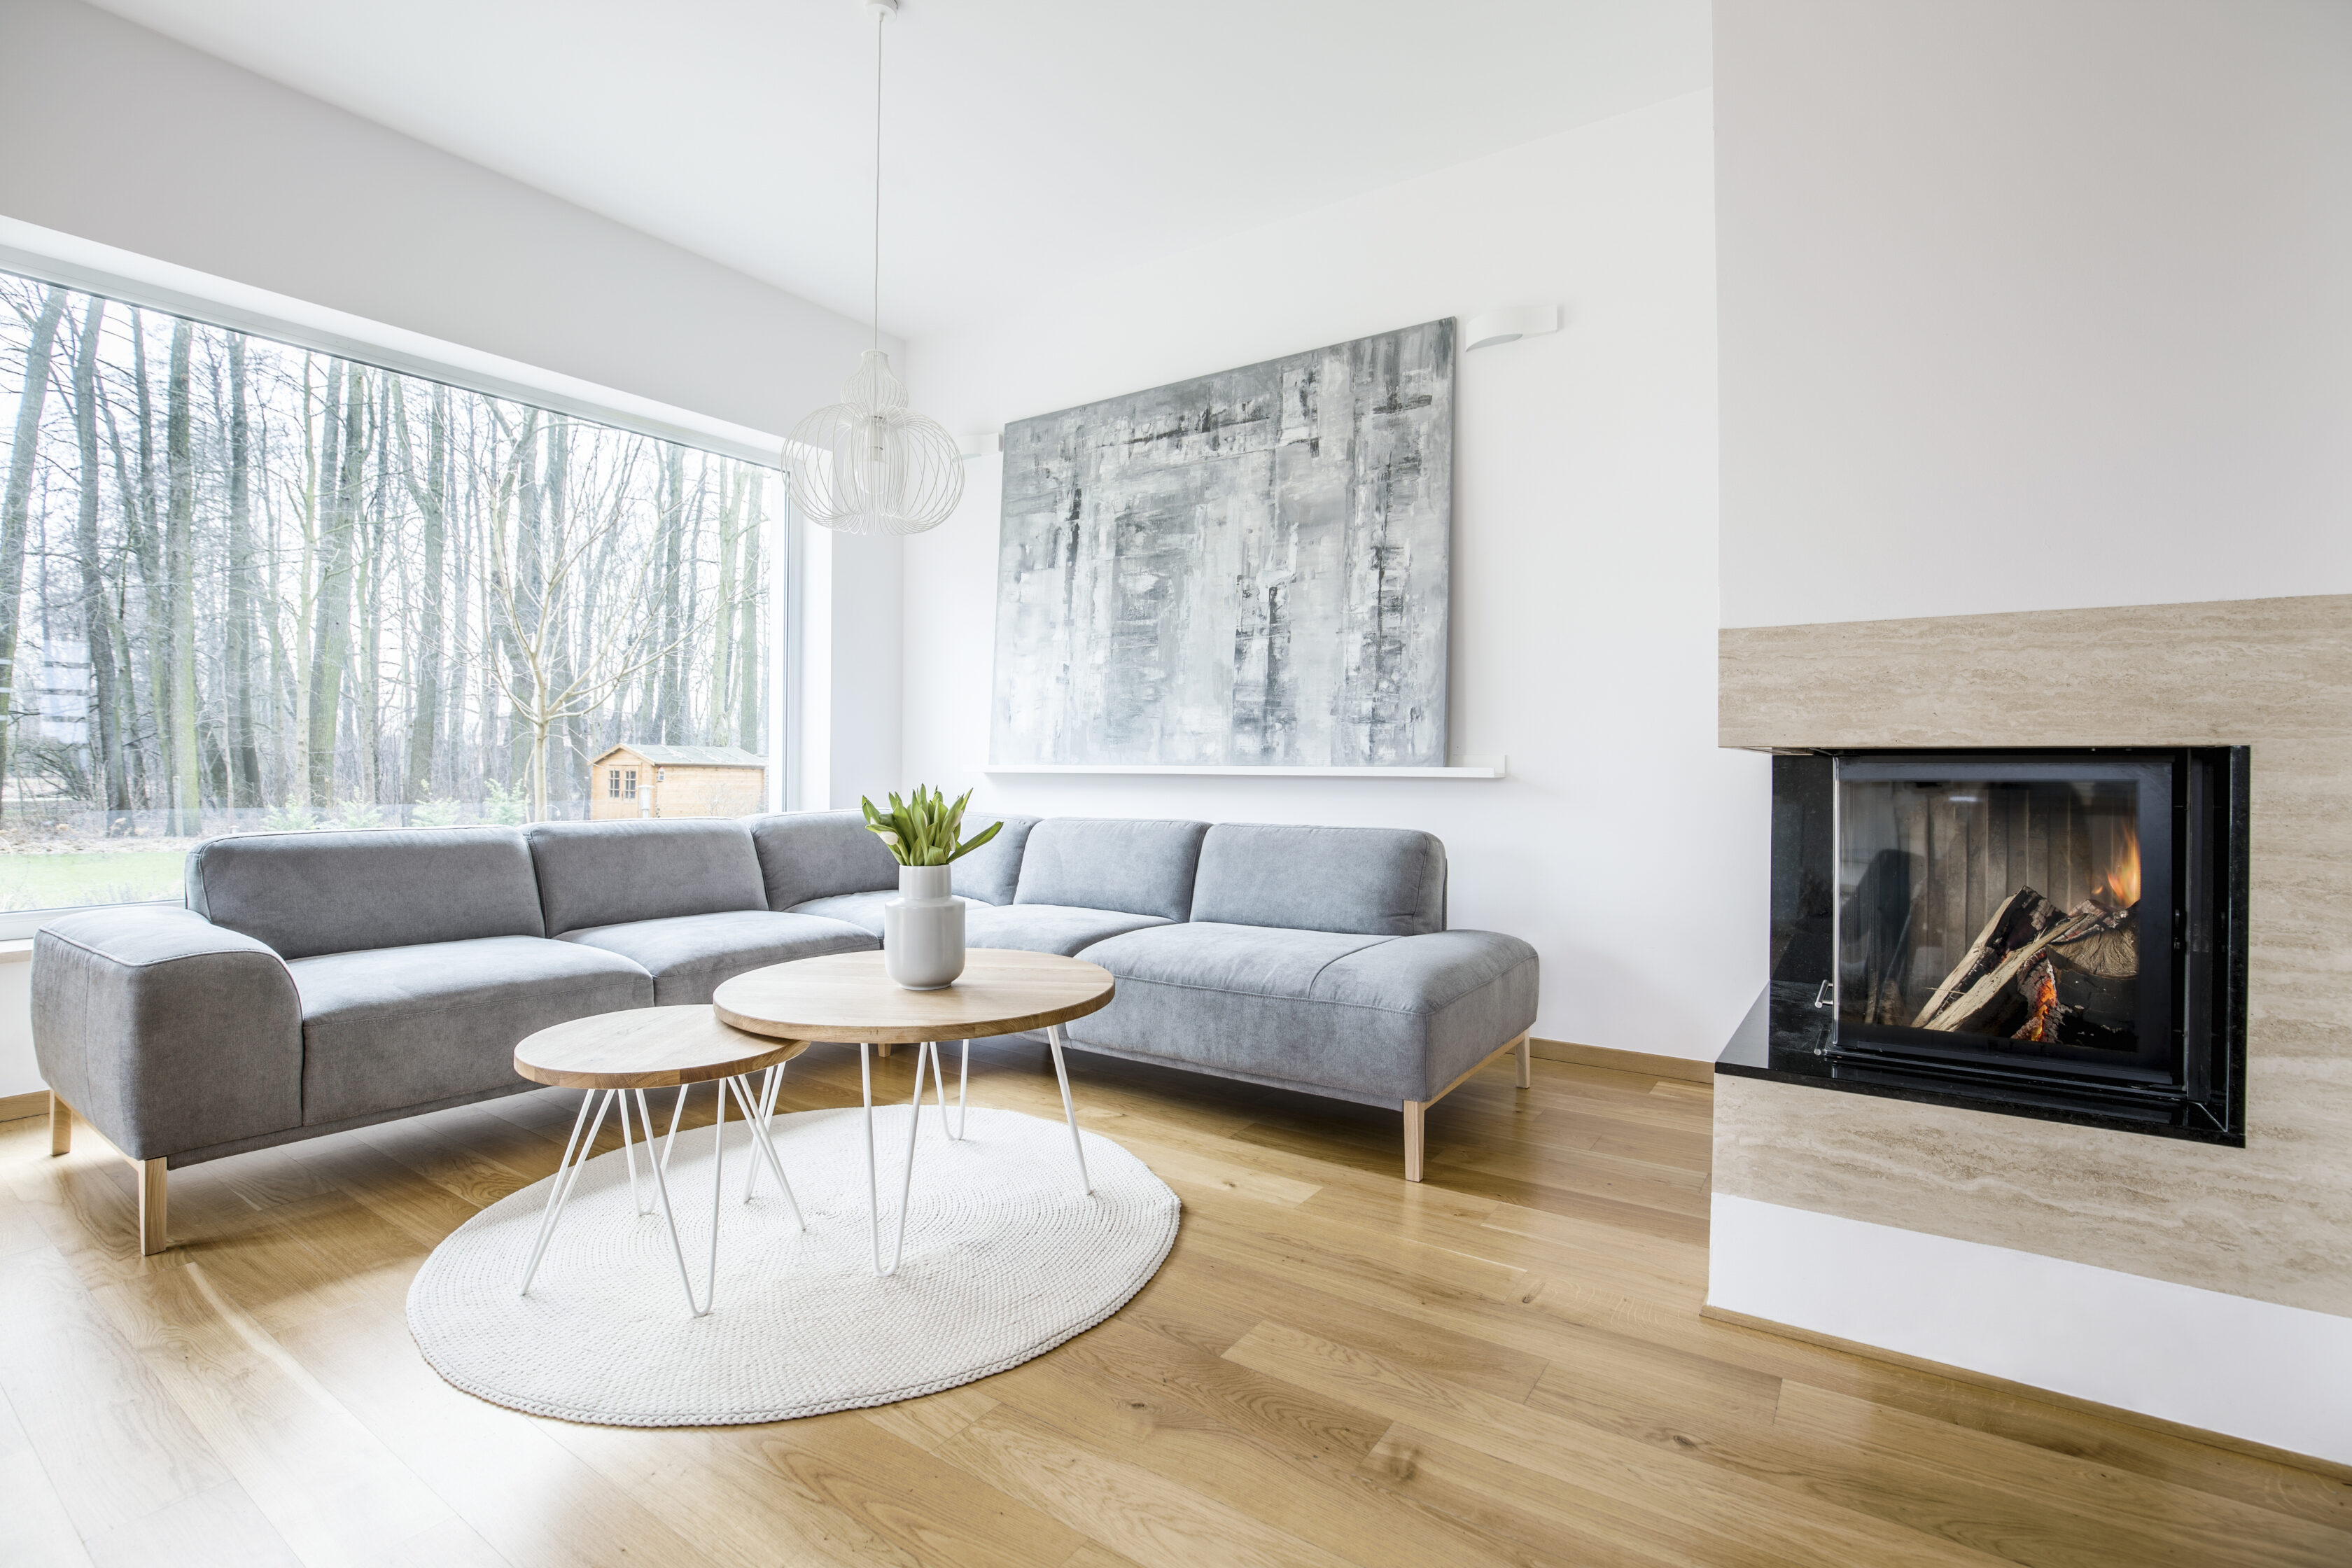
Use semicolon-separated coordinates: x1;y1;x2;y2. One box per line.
34;812;1537;1252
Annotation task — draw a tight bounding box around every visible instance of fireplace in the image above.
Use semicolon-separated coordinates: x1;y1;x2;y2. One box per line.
1741;747;2248;1143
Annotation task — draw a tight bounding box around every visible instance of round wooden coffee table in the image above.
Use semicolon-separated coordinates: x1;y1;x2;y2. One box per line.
713;949;1116;1276
512;1005;811;1316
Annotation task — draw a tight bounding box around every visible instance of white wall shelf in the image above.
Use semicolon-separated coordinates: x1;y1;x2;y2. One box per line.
982;757;1506;780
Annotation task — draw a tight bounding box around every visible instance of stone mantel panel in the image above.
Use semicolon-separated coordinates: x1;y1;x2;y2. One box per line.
1717;593;2352;1318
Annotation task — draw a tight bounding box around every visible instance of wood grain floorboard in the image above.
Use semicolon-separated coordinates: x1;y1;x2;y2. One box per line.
0;1382;98;1568
4;1047;2343;1568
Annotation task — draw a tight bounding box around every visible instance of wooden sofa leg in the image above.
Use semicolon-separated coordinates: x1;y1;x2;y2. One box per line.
49;1091;73;1156
139;1158;168;1256
1516;1033;1533;1089
1402;1101;1426;1182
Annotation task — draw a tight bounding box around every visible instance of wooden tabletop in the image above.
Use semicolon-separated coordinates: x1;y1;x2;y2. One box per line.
513;1004;811;1089
712;948;1116;1046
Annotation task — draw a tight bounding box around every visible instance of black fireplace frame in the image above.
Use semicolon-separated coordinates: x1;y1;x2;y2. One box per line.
1723;746;2248;1146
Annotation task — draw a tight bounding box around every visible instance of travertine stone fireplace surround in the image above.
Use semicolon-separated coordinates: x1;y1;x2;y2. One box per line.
1714;593;2352;1457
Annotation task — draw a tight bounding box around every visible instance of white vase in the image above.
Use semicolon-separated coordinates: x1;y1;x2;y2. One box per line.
883;864;965;989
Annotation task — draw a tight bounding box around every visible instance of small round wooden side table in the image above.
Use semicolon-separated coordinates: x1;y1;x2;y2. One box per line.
713;949;1116;1277
512;1005;811;1317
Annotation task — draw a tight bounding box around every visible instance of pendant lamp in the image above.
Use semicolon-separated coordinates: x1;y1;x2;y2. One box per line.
787;0;963;536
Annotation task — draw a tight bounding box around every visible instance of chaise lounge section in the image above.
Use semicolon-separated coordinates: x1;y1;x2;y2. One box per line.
34;811;1538;1252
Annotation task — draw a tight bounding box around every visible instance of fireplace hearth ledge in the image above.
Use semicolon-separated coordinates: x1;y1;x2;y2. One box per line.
1715;984;2244;1146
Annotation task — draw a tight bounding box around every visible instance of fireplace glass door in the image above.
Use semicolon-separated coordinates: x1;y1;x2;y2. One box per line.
1833;755;2176;1087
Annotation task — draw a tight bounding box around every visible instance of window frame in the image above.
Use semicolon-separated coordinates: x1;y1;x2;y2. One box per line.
0;228;794;937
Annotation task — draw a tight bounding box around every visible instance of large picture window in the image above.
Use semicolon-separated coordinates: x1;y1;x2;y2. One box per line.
0;271;777;916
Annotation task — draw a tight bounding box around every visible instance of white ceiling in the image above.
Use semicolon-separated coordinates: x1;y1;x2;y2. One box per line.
84;0;1709;339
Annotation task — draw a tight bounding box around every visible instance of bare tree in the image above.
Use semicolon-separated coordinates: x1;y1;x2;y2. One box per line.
164;319;202;833
395;379;447;808
224;335;262;805
482;442;707;820
307;363;363;806
0;284;66;811
736;477;764;749
1;283;775;838
69;298;130;825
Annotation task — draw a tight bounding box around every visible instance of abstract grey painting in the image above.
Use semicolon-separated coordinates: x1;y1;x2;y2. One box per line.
990;319;1453;769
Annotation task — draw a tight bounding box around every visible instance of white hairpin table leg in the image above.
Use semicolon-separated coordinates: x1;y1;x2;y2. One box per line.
520;1088;615;1295
515;1068;806;1321
615;1084;648;1215
743;1063;783;1200
1044;1024;1093;1195
663;1082;688;1163
636;1084;720;1317
883;1042;932;1276
927;1040;969;1141
855;1039;941;1276
725;1073;804;1229
860;1042;883;1275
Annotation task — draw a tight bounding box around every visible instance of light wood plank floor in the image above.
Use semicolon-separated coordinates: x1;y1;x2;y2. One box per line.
4;1042;2346;1568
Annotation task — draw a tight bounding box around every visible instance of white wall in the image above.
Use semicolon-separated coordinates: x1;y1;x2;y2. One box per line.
1716;0;2352;629
901;92;1765;1062
0;0;886;436
792;524;904;814
1709;1194;2352;1466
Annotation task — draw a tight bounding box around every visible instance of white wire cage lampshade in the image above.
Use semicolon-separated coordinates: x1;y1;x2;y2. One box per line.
786;349;964;536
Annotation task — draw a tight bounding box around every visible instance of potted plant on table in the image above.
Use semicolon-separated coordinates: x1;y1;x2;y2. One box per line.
861;787;1002;989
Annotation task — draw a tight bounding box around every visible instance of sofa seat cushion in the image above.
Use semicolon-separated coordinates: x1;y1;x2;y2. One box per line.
788;892;892;938
965;903;1169;957
560;910;876;1004
289;936;652;1126
1067;923;1539;1107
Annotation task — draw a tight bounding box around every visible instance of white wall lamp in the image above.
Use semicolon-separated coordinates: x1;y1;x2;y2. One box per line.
1462;304;1562;352
959;430;1000;460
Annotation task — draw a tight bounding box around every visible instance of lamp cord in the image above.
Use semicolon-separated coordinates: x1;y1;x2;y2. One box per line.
872;6;883;354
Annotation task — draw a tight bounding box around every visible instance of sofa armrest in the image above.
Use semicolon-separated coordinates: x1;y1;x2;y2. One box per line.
33;906;303;1162
1316;930;1541;1101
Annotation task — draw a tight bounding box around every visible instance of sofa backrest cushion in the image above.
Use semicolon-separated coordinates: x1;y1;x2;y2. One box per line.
1013;818;1208;922
186;826;545;960
524;820;767;935
1189;822;1446;936
951;814;1039;906
748;811;900;910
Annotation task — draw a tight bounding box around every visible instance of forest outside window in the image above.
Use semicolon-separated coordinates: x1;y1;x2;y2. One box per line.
0;270;778;919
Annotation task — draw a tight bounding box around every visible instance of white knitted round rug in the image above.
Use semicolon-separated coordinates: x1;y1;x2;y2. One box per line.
406;1104;1180;1427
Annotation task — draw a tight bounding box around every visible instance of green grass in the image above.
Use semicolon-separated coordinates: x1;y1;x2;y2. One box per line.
0;851;187;912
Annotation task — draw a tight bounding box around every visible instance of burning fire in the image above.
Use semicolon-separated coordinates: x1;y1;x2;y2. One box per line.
2015;958;2063;1042
2094;820;2142;909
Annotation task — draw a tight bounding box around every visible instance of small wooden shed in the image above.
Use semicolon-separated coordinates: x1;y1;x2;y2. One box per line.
588;744;768;820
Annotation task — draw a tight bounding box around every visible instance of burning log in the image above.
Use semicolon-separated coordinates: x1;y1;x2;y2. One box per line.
2048;918;2136;981
2015;956;2063;1042
1914;888;2136;1040
1908;889;2064;1028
